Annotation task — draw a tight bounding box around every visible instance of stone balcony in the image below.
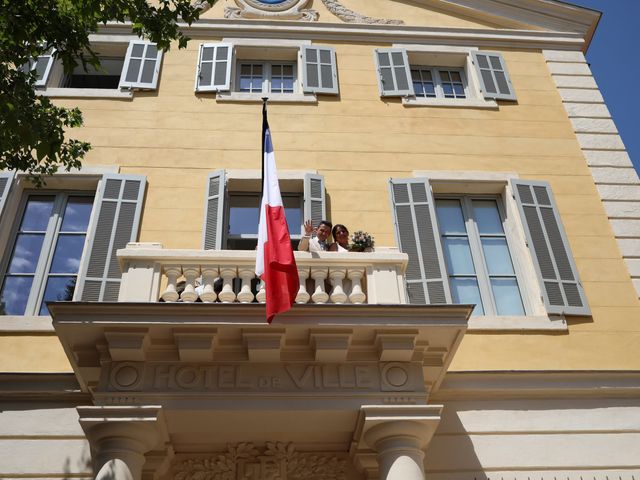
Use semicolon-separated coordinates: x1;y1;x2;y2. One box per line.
117;243;410;305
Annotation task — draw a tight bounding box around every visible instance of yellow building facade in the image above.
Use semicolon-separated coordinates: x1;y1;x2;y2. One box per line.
1;1;639;479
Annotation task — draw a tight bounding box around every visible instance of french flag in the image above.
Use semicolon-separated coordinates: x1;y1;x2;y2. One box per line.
255;102;298;323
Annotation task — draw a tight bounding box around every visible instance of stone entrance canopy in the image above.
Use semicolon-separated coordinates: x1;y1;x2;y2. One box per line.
50;302;470;480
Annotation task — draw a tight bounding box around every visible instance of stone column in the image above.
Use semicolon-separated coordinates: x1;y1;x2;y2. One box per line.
350;405;442;480
78;406;170;480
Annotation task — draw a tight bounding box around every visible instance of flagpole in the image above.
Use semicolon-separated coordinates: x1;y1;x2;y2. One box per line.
261;97;269;199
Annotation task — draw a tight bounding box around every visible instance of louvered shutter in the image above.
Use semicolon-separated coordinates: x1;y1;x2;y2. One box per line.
32;49;56;87
389;179;451;304
471;51;516;101
302;46;339;95
195;43;233;92
202;170;226;249
119;41;163;90
0;171;16;221
374;49;413;97
304;173;326;228
512;180;590;316
76;174;147;302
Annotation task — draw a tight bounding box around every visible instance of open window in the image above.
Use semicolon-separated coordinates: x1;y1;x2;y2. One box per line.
202;171;325;251
33;40;162;97
374;47;516;106
195;41;339;101
388;177;589;320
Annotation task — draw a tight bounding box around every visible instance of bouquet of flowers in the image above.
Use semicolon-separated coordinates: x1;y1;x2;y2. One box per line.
350;230;374;251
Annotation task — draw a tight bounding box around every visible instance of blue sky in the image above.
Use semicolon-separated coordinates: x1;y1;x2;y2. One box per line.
567;0;640;172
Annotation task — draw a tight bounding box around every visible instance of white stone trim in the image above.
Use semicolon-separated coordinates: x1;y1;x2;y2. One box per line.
544;49;640;297
216;91;317;103
39;88;134;99
0;315;54;332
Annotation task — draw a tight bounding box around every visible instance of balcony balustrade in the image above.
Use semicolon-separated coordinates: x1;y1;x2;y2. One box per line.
117;243;409;305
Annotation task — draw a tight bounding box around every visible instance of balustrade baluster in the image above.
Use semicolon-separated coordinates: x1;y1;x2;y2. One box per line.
161;266;181;302
180;266;200;302
218;266;237;303
310;267;329;304
348;268;367;304
237;268;256;303
199;266;219;303
329;267;348;304
296;267;311;304
256;279;266;303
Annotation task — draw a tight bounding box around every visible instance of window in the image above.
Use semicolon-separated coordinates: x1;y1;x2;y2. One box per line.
237;62;296;94
0;173;148;315
389;178;590;318
435;197;524;316
32;40;163;95
411;67;467;99
374;47;516;103
203;171;325;251
0;193;94;315
227;192;303;250
195;42;339;98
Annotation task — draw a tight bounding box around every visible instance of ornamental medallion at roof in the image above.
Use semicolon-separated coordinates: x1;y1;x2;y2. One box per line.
225;0;319;21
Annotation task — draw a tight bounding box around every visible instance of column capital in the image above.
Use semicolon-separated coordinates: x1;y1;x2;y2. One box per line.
78;406;171;480
350;405;442;480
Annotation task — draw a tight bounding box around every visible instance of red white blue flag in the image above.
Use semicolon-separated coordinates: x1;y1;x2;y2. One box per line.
255;102;298;322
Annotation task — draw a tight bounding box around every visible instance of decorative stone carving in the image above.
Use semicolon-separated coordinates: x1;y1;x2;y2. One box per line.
174;442;347;480
192;0;212;13
321;0;404;25
225;0;319;22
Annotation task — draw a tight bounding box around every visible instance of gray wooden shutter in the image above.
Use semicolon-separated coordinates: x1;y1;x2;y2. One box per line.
33;49;56;87
471;51;516;101
0;171;16;221
389;178;451;305
374;48;413;97
304;173;326;228
76;174;147;302
202;170;226;250
302;46;339;95
195;43;233;92
119;41;163;90
511;180;590;316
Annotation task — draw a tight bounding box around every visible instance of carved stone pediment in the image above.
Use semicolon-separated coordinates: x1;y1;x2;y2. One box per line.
174;442;348;480
225;0;319;22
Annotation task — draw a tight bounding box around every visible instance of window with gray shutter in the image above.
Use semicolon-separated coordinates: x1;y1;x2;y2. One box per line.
119;41;163;90
302;46;339;95
304;173;326;228
75;174;146;302
389;178;451;304
195;43;233;92
511;179;590;316
374;48;413;97
0;171;16;221
471;51;516;101
202;170;226;250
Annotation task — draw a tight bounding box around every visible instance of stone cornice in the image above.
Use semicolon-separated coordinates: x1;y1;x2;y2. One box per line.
96;20;586;51
49;302;473;324
0;372;90;402
431;371;640;400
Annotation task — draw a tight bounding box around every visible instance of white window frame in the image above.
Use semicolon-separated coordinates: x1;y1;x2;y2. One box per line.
235;61;298;95
390;45;499;109
214;38;317;104
412;170;568;332
410;66;469;100
435;194;527;317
